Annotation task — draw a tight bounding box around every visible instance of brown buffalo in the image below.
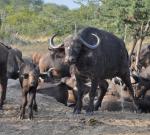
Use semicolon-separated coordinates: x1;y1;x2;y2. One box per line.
138;44;150;70
100;82;136;112
133;66;150;99
32;52;43;65
19;61;40;119
0;42;9;108
38;52;51;73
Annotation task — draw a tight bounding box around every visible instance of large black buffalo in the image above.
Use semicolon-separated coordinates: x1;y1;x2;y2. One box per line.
50;27;137;114
0;42;23;109
0;42;9;108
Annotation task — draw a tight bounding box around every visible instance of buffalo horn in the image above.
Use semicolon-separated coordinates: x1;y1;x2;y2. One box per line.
79;33;100;49
48;34;63;49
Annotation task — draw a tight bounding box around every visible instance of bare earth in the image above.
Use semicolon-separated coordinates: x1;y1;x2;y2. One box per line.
0;79;150;135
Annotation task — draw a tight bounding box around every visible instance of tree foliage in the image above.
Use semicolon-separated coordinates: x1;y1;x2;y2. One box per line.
0;0;149;43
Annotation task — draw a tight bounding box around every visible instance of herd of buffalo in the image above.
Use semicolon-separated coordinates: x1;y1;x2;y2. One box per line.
0;27;150;119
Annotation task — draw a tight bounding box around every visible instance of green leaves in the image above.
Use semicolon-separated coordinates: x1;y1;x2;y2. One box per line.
0;0;149;43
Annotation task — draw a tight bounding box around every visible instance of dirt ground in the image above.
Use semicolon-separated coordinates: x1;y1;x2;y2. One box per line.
0;79;150;135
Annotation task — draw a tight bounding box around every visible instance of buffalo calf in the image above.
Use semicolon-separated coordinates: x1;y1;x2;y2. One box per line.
19;61;40;119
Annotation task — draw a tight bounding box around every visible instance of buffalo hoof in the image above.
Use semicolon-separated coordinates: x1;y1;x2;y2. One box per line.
86;109;94;115
73;110;81;114
86;105;94;115
0;104;3;110
33;104;38;112
73;104;82;114
94;107;99;111
73;108;81;114
19;113;25;120
94;104;100;111
0;101;3;110
86;111;94;116
29;113;33;120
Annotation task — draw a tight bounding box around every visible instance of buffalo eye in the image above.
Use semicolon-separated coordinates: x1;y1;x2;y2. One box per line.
22;73;29;79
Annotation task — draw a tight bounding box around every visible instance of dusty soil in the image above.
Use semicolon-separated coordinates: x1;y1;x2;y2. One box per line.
0;79;150;135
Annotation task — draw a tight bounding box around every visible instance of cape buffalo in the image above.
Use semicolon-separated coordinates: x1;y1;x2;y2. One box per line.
50;27;137;114
38;52;51;73
19;60;40;119
138;44;150;70
37;44;70;81
7;48;23;79
0;42;9;108
37;82;68;106
32;52;43;65
130;44;150;72
47;42;70;78
133;66;150;99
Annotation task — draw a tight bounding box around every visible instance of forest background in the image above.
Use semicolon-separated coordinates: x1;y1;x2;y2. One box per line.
0;0;149;52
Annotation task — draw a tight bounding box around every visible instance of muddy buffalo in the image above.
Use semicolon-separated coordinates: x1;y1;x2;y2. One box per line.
133;66;150;99
0;42;9;108
138;44;150;70
50;27;137;114
19;61;40;119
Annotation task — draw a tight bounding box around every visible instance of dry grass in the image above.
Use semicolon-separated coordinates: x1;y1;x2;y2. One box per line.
11;35;64;57
12;36;150;58
12;43;49;57
126;37;150;52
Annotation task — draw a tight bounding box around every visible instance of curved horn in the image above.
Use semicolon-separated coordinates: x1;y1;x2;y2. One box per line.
79;33;100;49
48;34;63;49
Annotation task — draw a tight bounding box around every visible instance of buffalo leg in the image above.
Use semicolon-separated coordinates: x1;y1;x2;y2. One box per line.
33;93;38;112
94;80;108;111
86;78;98;115
28;90;36;120
73;76;84;114
121;73;134;99
140;88;148;99
0;73;7;109
120;73;139;110
20;91;28;119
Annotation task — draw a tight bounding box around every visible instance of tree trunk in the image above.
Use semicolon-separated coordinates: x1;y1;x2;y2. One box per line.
135;37;144;70
129;35;138;66
124;24;127;43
